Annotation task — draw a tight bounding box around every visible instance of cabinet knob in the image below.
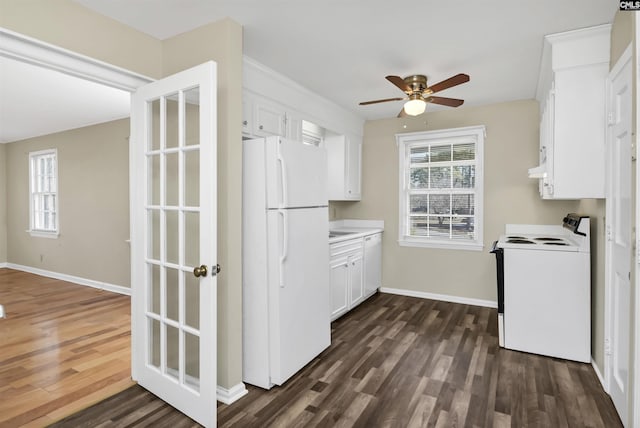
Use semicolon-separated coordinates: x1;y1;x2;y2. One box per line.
352;262;355;266
243;120;248;126
348;190;351;194
259;125;264;130
344;264;348;268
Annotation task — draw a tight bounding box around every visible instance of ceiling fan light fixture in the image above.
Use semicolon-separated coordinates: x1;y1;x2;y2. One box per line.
404;95;426;116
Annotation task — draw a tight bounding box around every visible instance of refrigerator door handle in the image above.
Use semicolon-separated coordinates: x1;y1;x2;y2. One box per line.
279;209;288;288
277;148;288;208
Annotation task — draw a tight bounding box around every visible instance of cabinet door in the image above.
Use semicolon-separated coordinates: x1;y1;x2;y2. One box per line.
348;253;364;307
242;96;252;136
254;99;286;137
346;136;362;199
364;234;382;297
286;113;302;142
330;257;349;320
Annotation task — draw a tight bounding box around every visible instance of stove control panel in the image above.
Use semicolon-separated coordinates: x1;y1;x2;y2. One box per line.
562;213;589;236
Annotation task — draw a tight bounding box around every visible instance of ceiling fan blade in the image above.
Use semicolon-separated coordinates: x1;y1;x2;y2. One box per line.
426;96;464;107
397;107;408;118
386;75;411;93
426;73;470;95
359;97;404;106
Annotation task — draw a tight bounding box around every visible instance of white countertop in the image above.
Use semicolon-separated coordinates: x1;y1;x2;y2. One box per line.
329;219;384;244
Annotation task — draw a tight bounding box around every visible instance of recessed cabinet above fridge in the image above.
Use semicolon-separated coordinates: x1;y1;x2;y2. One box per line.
529;24;610;199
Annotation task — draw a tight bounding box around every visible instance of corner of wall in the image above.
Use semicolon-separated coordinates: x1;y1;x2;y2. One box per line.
162;18;244;390
0;143;7;264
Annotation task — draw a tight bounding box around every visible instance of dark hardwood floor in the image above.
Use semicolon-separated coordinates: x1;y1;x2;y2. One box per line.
50;293;622;427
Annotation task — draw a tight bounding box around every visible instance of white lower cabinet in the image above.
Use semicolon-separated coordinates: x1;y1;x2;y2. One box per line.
348;253;364;307
329;238;364;321
330;256;349;320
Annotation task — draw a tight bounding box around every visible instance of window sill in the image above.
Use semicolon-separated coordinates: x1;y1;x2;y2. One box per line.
27;230;59;239
398;238;483;251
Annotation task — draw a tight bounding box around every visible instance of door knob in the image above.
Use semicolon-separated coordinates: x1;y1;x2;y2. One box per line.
193;265;208;277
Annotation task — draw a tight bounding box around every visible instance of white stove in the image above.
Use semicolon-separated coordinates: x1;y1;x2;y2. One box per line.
497;215;590;252
490;214;591;363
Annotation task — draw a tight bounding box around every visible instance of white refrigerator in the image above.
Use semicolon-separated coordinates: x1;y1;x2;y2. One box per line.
242;136;330;389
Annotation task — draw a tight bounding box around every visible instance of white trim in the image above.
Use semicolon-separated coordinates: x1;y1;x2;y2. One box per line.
29;148;58;235
398;239;484;251
380;286;497;309
604;43;633;425
27;230;59;238
216;383;249;405
591;358;606;392
635;20;640;428
396;125;485;251
0;27;154;92
0;262;7;268
3;263;130;296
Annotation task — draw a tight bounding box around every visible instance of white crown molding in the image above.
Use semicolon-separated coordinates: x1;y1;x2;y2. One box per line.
380;287;497;308
0;27;153;92
3;263;131;296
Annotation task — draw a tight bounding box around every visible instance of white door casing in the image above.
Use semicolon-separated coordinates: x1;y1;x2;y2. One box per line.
605;44;632;427
131;61;217;427
635;19;640;428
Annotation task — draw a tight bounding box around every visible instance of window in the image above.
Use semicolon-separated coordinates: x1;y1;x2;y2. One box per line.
397;126;484;250
29;149;58;237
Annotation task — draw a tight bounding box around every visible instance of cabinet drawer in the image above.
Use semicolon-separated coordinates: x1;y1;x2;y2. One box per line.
330;238;363;258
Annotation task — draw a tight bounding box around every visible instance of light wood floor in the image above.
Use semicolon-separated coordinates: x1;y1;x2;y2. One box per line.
51;292;622;427
0;268;133;427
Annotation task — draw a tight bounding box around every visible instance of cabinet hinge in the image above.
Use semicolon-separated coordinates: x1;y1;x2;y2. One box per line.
607;112;614;126
604;339;612;356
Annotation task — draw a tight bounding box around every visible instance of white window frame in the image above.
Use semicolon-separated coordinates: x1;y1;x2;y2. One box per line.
397;125;485;251
28;149;59;238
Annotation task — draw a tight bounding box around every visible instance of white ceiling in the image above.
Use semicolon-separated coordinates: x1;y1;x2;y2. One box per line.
0;56;130;144
0;1;618;143
74;0;617;120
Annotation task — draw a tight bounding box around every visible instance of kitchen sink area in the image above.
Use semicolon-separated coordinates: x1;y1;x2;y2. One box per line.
328;231;355;238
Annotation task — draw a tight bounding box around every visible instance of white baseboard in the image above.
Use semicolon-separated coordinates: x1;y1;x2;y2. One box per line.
0;262;7;268
591;358;606;392
217;382;248;405
380;287;497;309
3;263;131;296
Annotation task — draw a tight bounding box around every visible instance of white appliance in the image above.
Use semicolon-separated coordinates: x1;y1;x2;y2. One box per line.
242;136;330;389
491;214;591;363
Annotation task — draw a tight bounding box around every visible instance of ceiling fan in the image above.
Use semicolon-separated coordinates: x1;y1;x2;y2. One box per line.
360;73;470;117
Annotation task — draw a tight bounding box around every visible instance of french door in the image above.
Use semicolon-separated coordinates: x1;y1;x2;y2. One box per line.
130;61;217;427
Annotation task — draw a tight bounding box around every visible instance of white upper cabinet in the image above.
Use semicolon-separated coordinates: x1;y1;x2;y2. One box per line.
326;133;362;201
530;24;610;199
243;91;300;139
242;56;364;149
253;97;286;137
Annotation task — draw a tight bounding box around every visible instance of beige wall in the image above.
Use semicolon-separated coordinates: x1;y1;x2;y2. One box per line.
161;18;244;390
335;100;580;301
0;143;7;263
0;0;162;79
6;119;131;287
